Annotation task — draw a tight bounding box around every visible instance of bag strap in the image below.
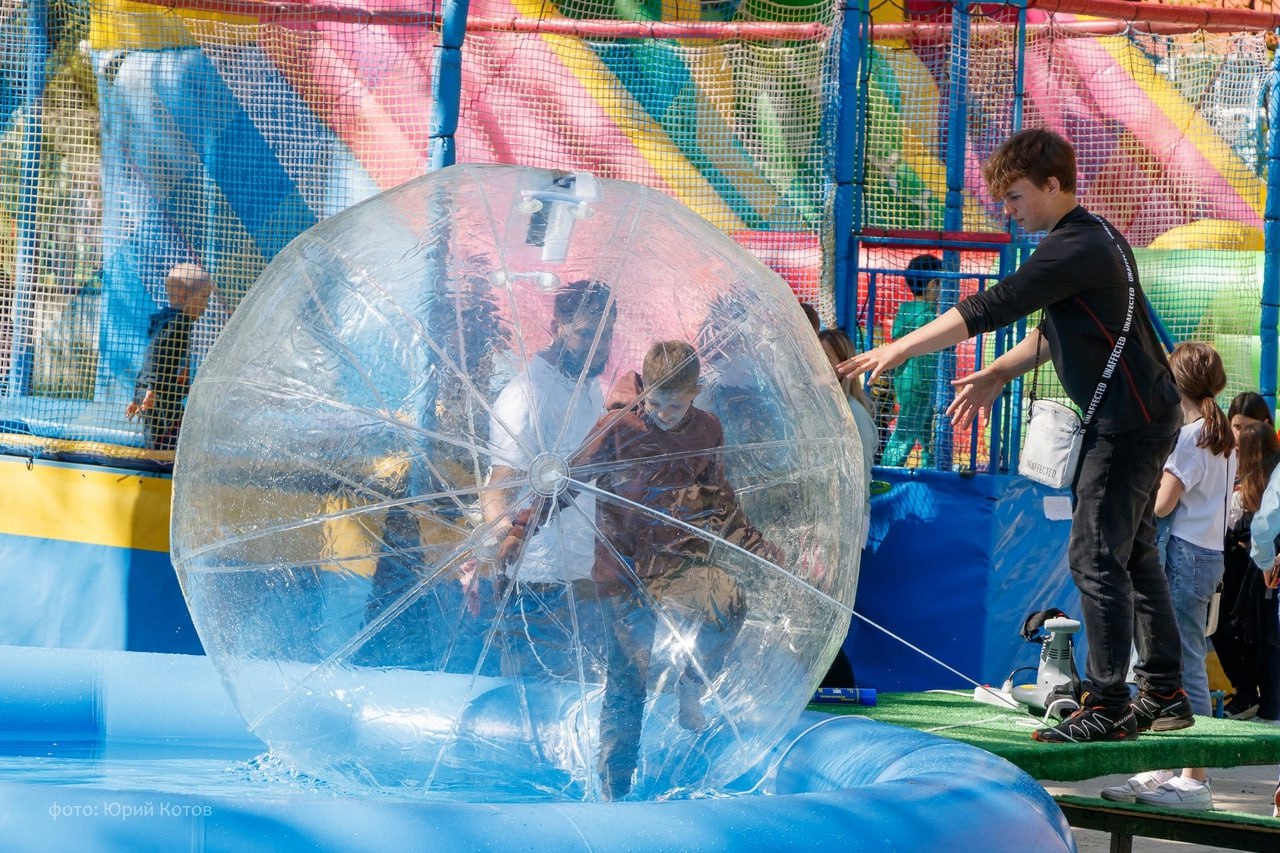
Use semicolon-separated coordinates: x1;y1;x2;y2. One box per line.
1083;214;1137;427
1028;213;1136;427
1029;332;1042;403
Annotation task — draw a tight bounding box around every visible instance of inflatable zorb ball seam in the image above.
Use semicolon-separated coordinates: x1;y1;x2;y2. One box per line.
171;165;865;802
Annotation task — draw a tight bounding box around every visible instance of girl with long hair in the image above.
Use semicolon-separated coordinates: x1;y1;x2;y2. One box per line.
1244;415;1280;696
819;328;879;486
1107;343;1236;808
1211;392;1277;720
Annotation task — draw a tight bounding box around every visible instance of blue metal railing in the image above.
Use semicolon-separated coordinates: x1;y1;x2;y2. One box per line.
850;232;1015;473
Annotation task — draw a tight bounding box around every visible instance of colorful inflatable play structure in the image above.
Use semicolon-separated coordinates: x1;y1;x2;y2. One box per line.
2;0;1280;847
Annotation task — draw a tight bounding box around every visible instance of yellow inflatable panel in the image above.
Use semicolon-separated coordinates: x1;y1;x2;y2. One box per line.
0;456;171;553
91;0;257;51
1148;219;1264;252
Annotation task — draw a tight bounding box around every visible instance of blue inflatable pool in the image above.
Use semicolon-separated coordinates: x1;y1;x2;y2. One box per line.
0;646;1074;851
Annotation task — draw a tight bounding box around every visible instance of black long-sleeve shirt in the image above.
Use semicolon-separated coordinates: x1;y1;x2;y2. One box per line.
955;206;1179;435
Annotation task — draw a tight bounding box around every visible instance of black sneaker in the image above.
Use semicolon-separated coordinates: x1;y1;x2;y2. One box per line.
1032;695;1137;743
1131;688;1195;732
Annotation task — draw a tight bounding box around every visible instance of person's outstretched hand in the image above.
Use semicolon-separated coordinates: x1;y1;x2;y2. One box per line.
946;366;1006;429
837;341;907;383
125;389;156;420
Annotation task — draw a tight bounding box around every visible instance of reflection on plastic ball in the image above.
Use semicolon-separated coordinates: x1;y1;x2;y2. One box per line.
171;165;864;802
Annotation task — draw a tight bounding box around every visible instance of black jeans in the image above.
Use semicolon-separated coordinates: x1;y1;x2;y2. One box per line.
1068;414;1182;710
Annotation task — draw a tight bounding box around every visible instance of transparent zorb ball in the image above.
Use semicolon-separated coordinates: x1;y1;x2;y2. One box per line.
171;165;864;802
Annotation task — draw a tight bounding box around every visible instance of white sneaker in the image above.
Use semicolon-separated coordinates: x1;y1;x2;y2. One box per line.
1100;769;1174;803
1134;777;1214;810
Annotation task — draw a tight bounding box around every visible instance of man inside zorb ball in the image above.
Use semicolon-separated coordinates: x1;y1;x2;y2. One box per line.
170;165;862;803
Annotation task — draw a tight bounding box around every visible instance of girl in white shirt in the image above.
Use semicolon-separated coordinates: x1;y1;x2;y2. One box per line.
1157;343;1237;706
1128;343;1236;808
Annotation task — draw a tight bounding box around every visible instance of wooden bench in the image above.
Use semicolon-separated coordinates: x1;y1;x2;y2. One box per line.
1054;794;1280;853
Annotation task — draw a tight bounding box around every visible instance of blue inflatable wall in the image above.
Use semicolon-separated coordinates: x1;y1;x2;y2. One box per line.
847;467;1083;692
0;455;198;652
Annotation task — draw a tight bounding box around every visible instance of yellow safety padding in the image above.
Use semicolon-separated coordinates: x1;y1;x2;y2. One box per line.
0;456;172;553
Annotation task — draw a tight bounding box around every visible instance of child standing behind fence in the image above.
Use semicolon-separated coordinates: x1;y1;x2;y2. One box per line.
125;263;212;451
883;253;943;467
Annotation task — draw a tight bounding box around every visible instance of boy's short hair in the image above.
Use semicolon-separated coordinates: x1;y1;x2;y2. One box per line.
904;254;942;297
554;279;613;326
982;128;1077;200
165;263;212;300
643;340;699;392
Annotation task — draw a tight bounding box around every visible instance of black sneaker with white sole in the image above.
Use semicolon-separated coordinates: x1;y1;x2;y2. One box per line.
1131;688;1195;732
1032;695;1137;743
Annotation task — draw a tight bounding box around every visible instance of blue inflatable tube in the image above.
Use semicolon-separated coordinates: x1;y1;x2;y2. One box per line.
0;646;1073;851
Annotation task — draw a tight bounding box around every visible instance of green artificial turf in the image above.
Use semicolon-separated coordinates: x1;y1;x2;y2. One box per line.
810;690;1280;782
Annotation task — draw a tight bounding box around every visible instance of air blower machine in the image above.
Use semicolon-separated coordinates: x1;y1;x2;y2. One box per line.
974;608;1082;719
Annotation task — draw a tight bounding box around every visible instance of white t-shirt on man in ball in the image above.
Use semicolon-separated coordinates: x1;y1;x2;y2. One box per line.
489;353;602;582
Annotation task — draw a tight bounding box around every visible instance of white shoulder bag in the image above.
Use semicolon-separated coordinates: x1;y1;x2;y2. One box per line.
1018;215;1137;489
1019;398;1083;489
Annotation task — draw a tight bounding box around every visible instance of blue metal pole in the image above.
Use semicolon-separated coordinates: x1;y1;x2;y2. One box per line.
1006;248;1027;472
932;0;974;470
1261;37;1280;416
942;9;970;236
1012;3;1026;131
430;0;471;170
983;319;1005;471
1001;3;1029;469
1146;301;1176;353
8;0;48;396
832;0;869;332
